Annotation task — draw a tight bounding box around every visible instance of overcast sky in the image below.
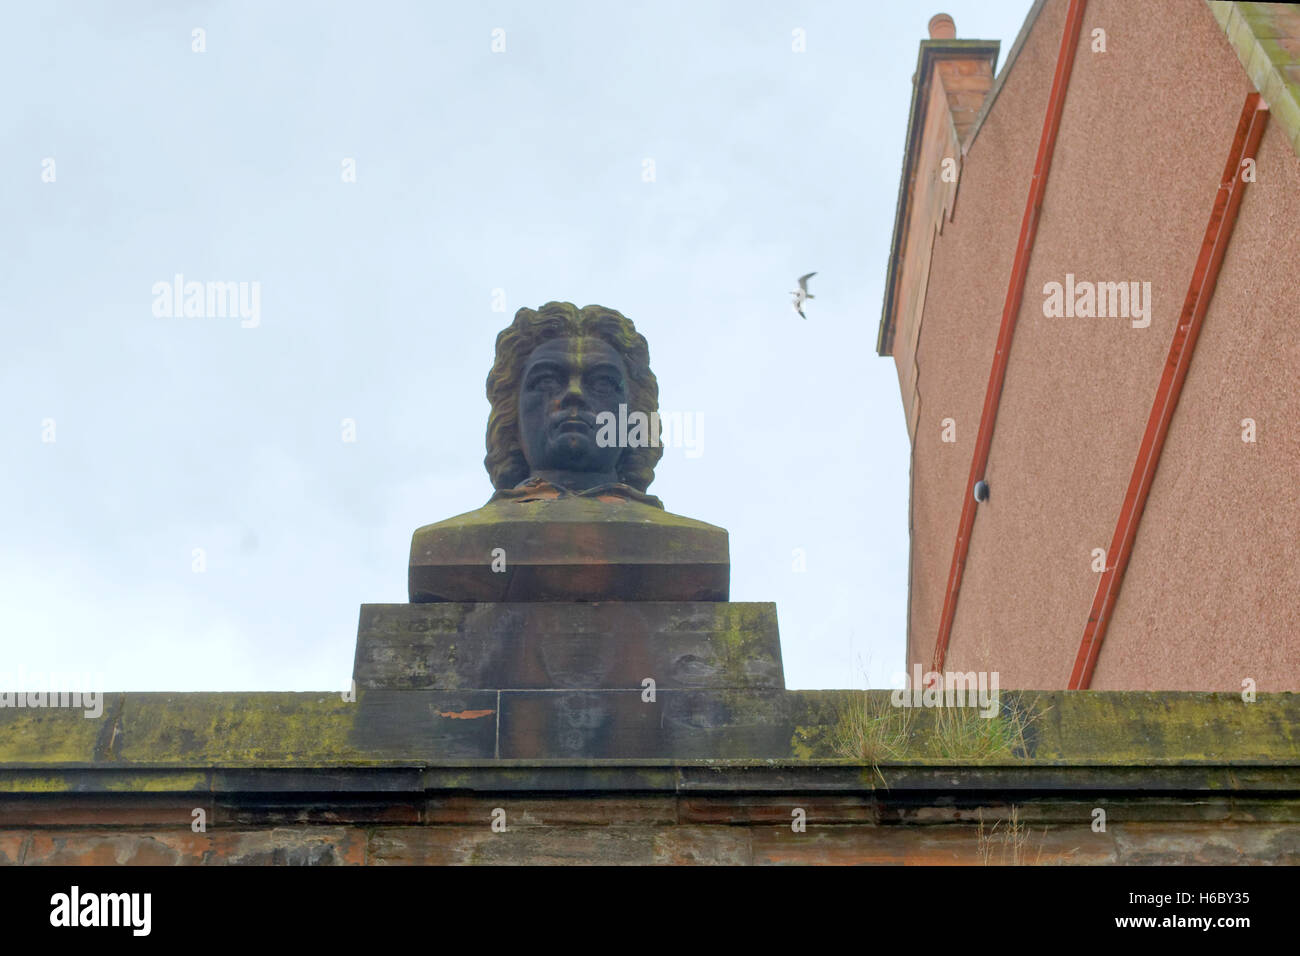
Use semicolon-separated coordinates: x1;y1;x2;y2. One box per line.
1;0;1032;692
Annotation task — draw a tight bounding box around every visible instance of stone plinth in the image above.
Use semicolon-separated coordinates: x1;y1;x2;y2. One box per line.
353;602;782;690
408;496;728;603
352;601;785;759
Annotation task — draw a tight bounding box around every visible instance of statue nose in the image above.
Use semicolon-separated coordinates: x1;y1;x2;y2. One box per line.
560;375;586;404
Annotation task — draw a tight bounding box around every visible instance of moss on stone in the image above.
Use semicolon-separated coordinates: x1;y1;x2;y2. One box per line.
2;689;1298;771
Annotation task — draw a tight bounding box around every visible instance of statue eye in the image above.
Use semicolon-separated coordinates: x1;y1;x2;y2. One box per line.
529;372;560;390
590;374;621;394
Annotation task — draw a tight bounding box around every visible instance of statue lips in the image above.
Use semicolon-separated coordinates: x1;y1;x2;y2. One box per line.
552;414;595;438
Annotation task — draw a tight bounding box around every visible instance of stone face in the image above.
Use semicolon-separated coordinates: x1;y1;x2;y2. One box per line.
408;495;729;603
353;602;781;691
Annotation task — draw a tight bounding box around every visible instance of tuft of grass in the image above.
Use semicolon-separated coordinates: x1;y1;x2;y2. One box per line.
931;699;1035;760
977;806;1081;866
832;691;1049;786
977;806;1032;865
831;692;913;786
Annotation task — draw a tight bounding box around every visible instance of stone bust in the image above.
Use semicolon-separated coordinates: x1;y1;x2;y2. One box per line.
408;302;728;603
485;302;663;505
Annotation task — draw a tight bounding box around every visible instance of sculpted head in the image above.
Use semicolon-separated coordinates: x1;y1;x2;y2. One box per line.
485;303;662;492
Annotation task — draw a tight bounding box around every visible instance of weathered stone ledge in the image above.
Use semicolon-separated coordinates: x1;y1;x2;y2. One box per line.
3;761;1300;795
1;690;1296;767
1;691;1297;863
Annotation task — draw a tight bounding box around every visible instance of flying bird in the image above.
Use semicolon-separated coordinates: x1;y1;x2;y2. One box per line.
791;272;817;319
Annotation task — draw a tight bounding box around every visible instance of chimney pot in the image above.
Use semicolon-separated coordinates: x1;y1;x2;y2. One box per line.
928;13;956;39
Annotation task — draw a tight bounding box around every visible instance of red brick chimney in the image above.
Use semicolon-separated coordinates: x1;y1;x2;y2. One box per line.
926;15;997;143
929;13;956;39
878;15;1000;439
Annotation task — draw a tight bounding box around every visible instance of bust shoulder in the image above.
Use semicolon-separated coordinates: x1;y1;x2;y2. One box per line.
409;494;728;602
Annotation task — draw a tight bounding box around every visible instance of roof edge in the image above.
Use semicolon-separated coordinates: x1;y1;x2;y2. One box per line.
877;38;1000;357
1209;1;1300;160
962;0;1050;156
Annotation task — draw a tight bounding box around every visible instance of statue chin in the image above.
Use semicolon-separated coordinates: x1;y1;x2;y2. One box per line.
533;435;619;478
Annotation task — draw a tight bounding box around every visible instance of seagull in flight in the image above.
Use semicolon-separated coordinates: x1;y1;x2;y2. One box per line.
791;272;817;319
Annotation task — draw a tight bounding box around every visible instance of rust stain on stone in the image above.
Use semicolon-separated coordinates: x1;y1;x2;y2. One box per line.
435;709;495;720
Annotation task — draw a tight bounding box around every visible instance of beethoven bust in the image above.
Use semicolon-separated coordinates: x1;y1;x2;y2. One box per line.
486;302;663;505
408;302;728;603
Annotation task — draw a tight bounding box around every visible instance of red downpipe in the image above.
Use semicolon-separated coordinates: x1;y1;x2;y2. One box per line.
1069;94;1269;689
930;0;1088;676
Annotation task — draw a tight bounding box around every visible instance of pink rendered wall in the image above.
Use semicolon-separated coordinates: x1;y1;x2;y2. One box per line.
904;0;1299;689
904;0;1064;677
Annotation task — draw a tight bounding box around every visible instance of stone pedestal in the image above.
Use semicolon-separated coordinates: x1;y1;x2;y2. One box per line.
351;602;788;759
388;488;788;758
354;602;782;690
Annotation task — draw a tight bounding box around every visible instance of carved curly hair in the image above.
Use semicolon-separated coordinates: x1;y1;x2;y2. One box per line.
485;302;662;492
